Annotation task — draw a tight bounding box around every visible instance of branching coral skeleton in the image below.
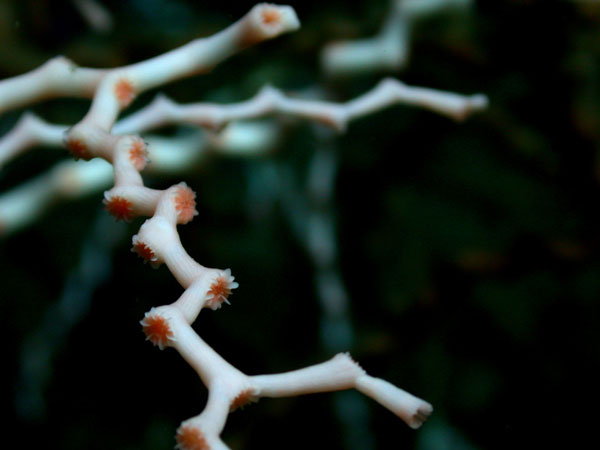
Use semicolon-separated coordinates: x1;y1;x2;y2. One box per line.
0;3;489;448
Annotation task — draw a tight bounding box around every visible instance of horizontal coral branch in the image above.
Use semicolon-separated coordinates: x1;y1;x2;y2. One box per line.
115;77;488;134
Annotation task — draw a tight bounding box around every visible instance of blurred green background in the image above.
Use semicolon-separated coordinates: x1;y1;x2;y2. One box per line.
1;0;599;449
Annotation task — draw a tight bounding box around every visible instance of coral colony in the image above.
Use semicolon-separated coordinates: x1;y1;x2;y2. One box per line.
0;2;487;449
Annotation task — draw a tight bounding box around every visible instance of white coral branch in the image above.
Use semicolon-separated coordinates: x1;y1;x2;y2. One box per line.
116;78;487;135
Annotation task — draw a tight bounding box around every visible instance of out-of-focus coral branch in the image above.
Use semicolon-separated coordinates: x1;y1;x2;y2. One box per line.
272;133;375;450
17;210;125;419
0;113;65;167
0;159;111;235
0;123;280;235
321;0;472;76
72;0;114;33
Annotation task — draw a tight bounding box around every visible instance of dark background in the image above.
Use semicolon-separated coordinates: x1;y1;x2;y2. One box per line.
1;1;598;449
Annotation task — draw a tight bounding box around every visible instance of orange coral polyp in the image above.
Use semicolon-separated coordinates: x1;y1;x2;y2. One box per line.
230;389;258;412
174;184;198;224
141;313;174;350
132;241;156;263
104;195;134;221
115;78;136;107
176;425;209;450
129;138;148;170
261;8;281;25
206;276;232;309
65;137;92;160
